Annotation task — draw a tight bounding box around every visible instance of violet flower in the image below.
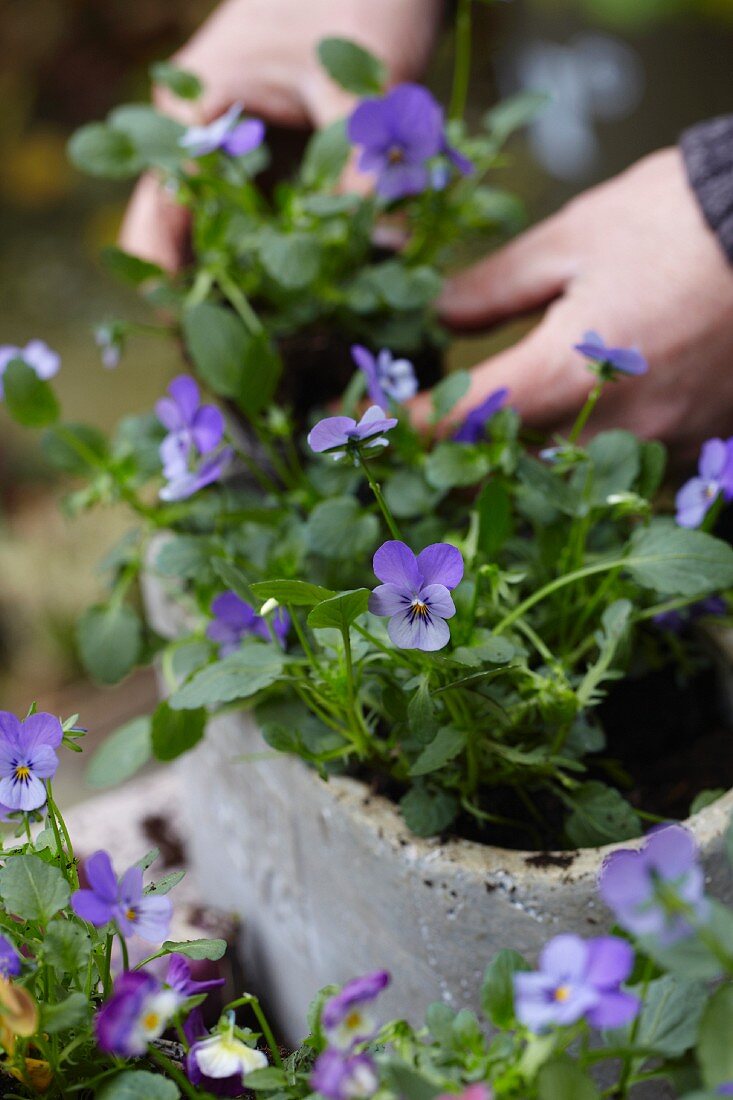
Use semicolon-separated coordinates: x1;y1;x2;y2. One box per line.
0;711;62;813
72;850;172;943
653;595;727;633
0;936;21;979
311;1050;379;1100
453;388;509;443
0;340;60;399
180;103;265;158
96;970;180;1056
351;346;417;407
307;406;398;460
167;952;225;1046
514;934;639;1033
156;375;233;501
369;541;463;652
598;824;708;945
322;969;390;1049
573;331;648;377
187;1028;267;1095
347;84;471;201
207;592;290;655
675;438;733;528
94;324;123;370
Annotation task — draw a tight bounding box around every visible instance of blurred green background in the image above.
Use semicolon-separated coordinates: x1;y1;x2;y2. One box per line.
0;0;731;800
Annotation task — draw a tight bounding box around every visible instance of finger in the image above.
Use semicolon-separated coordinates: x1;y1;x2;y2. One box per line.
438;216;574;331
409;300;593;436
118;174;191;272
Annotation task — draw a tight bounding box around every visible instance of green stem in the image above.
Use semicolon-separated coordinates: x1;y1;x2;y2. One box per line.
45;783;79;889
449;0;473;120
358;453;402;540
341;626;371;757
147;1045;203;1100
117;929;130;972
217;270;264;336
493;557;628;635
568;380;604;444
223;995;284;1070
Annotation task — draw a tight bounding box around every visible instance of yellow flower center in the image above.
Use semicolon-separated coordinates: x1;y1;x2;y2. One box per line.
125;908;137;922
14;766;30;782
554;985;571;1003
388;146;405;165
411;601;429;620
142;1012;160;1031
345;1011;363;1031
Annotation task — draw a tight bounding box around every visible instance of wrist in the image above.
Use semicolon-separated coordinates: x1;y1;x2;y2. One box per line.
681;115;733;264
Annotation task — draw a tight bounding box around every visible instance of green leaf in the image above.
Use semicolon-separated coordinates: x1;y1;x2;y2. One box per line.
690;789;725;815
629;974;706;1058
626;523;733;598
41;992;90;1035
259;230;321;289
407;678;439;743
151;701;206;762
68;122;138;178
107;104;185;170
483;91;549;144
86;716;152;789
399;786;458;837
147;870;185;896
98;1071;179;1100
481;949;530;1028
317;37;386;96
41;423;108;475
425;442;491;490
171;641;213;683
0;855;70;923
409;727;466;776
169;641;285;710
162;937;226;961
381;1064;443;1100
101;245;164;286
212;559;255;603
3;359;59;428
301;120;350;188
308;589;370;631
384;471;440;520
698;984;733;1088
584;430;640;502
537;1059;600;1100
564;781;641;848
182;301;248;400
377;261;442;310
42;921;91;978
150;60;203;100
245;1069;289;1091
250;579;336;607
431;370;471;422
638;439;667;499
76;603;142;684
726;813;733;870
156;536;216;582
477;480;513;558
305;497;379;560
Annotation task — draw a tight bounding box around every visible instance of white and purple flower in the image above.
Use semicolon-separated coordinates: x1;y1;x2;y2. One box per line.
514;934;639;1033
180;103;265;158
156;375;233;501
322;970;390;1050
187;1025;268;1096
351;346;417;407
675;437;733;528
311;1050;379;1100
368;541;463;652
96;970;180;1056
452;388;509;443
0;711;63;813
207;592;290;655
307;406;398;460
71;850;172;943
598;824;708;945
0;340;60;399
573;331;648;378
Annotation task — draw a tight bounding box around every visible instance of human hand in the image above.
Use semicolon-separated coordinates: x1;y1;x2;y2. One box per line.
119;0;441;270
411;148;733;462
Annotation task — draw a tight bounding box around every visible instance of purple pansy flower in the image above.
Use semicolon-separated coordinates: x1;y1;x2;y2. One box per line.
187;1028;268;1096
717;1086;733;1096
168;952;225;1046
311;1050;379;1100
653;595;727;633
156;375;233;501
347;84;472;201
453;388;509;443
0;936;21;979
675;438;733;528
598;825;708;945
573;331;648;377
351;346;417;407
0;340;60;399
307;406;398;459
207;592;290;655
322;970;390;1049
180;103;266;158
368;541;463;652
96;970;180;1056
72;850;172;943
514;934;639;1033
0;711;63;812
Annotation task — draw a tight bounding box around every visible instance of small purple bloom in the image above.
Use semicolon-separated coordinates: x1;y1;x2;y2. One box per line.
207;592;290;654
96;970;180;1056
0;936;21;979
574;331;648;377
167;953;225;1046
347;84;471;201
0;711;62;812
351;346;417;407
452;388;509;443
180;103;266;158
72;850;172;943
514;934;639;1033
322;970;390;1049
0;340;60;399
598;825;708;945
369;541;463;652
717;1086;733;1096
675;438;733;528
307;405;398;459
156;375;233;501
311;1050;379;1100
94;324;123;370
653;595;727;633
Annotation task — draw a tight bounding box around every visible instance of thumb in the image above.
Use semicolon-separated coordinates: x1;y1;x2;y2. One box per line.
439;214;573;331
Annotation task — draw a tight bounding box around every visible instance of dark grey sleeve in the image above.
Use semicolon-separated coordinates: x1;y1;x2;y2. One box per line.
680;115;733;263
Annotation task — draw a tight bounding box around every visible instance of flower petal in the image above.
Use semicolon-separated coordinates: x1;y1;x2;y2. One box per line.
20;713;63;751
192;405;224;455
699;438;729;481
644;824;698;879
420;584;456;619
368;584;410;617
25;744;58;780
222;118;265;156
387;607;450;651
586;989;640;1030
84;851;118;902
675;478;714;529
134;895;173;943
372;541;421;589
539;934;589;982
584;936;634;988
71;889;116;926
307;416;354;453
416;544;464;589
168;376;200;425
